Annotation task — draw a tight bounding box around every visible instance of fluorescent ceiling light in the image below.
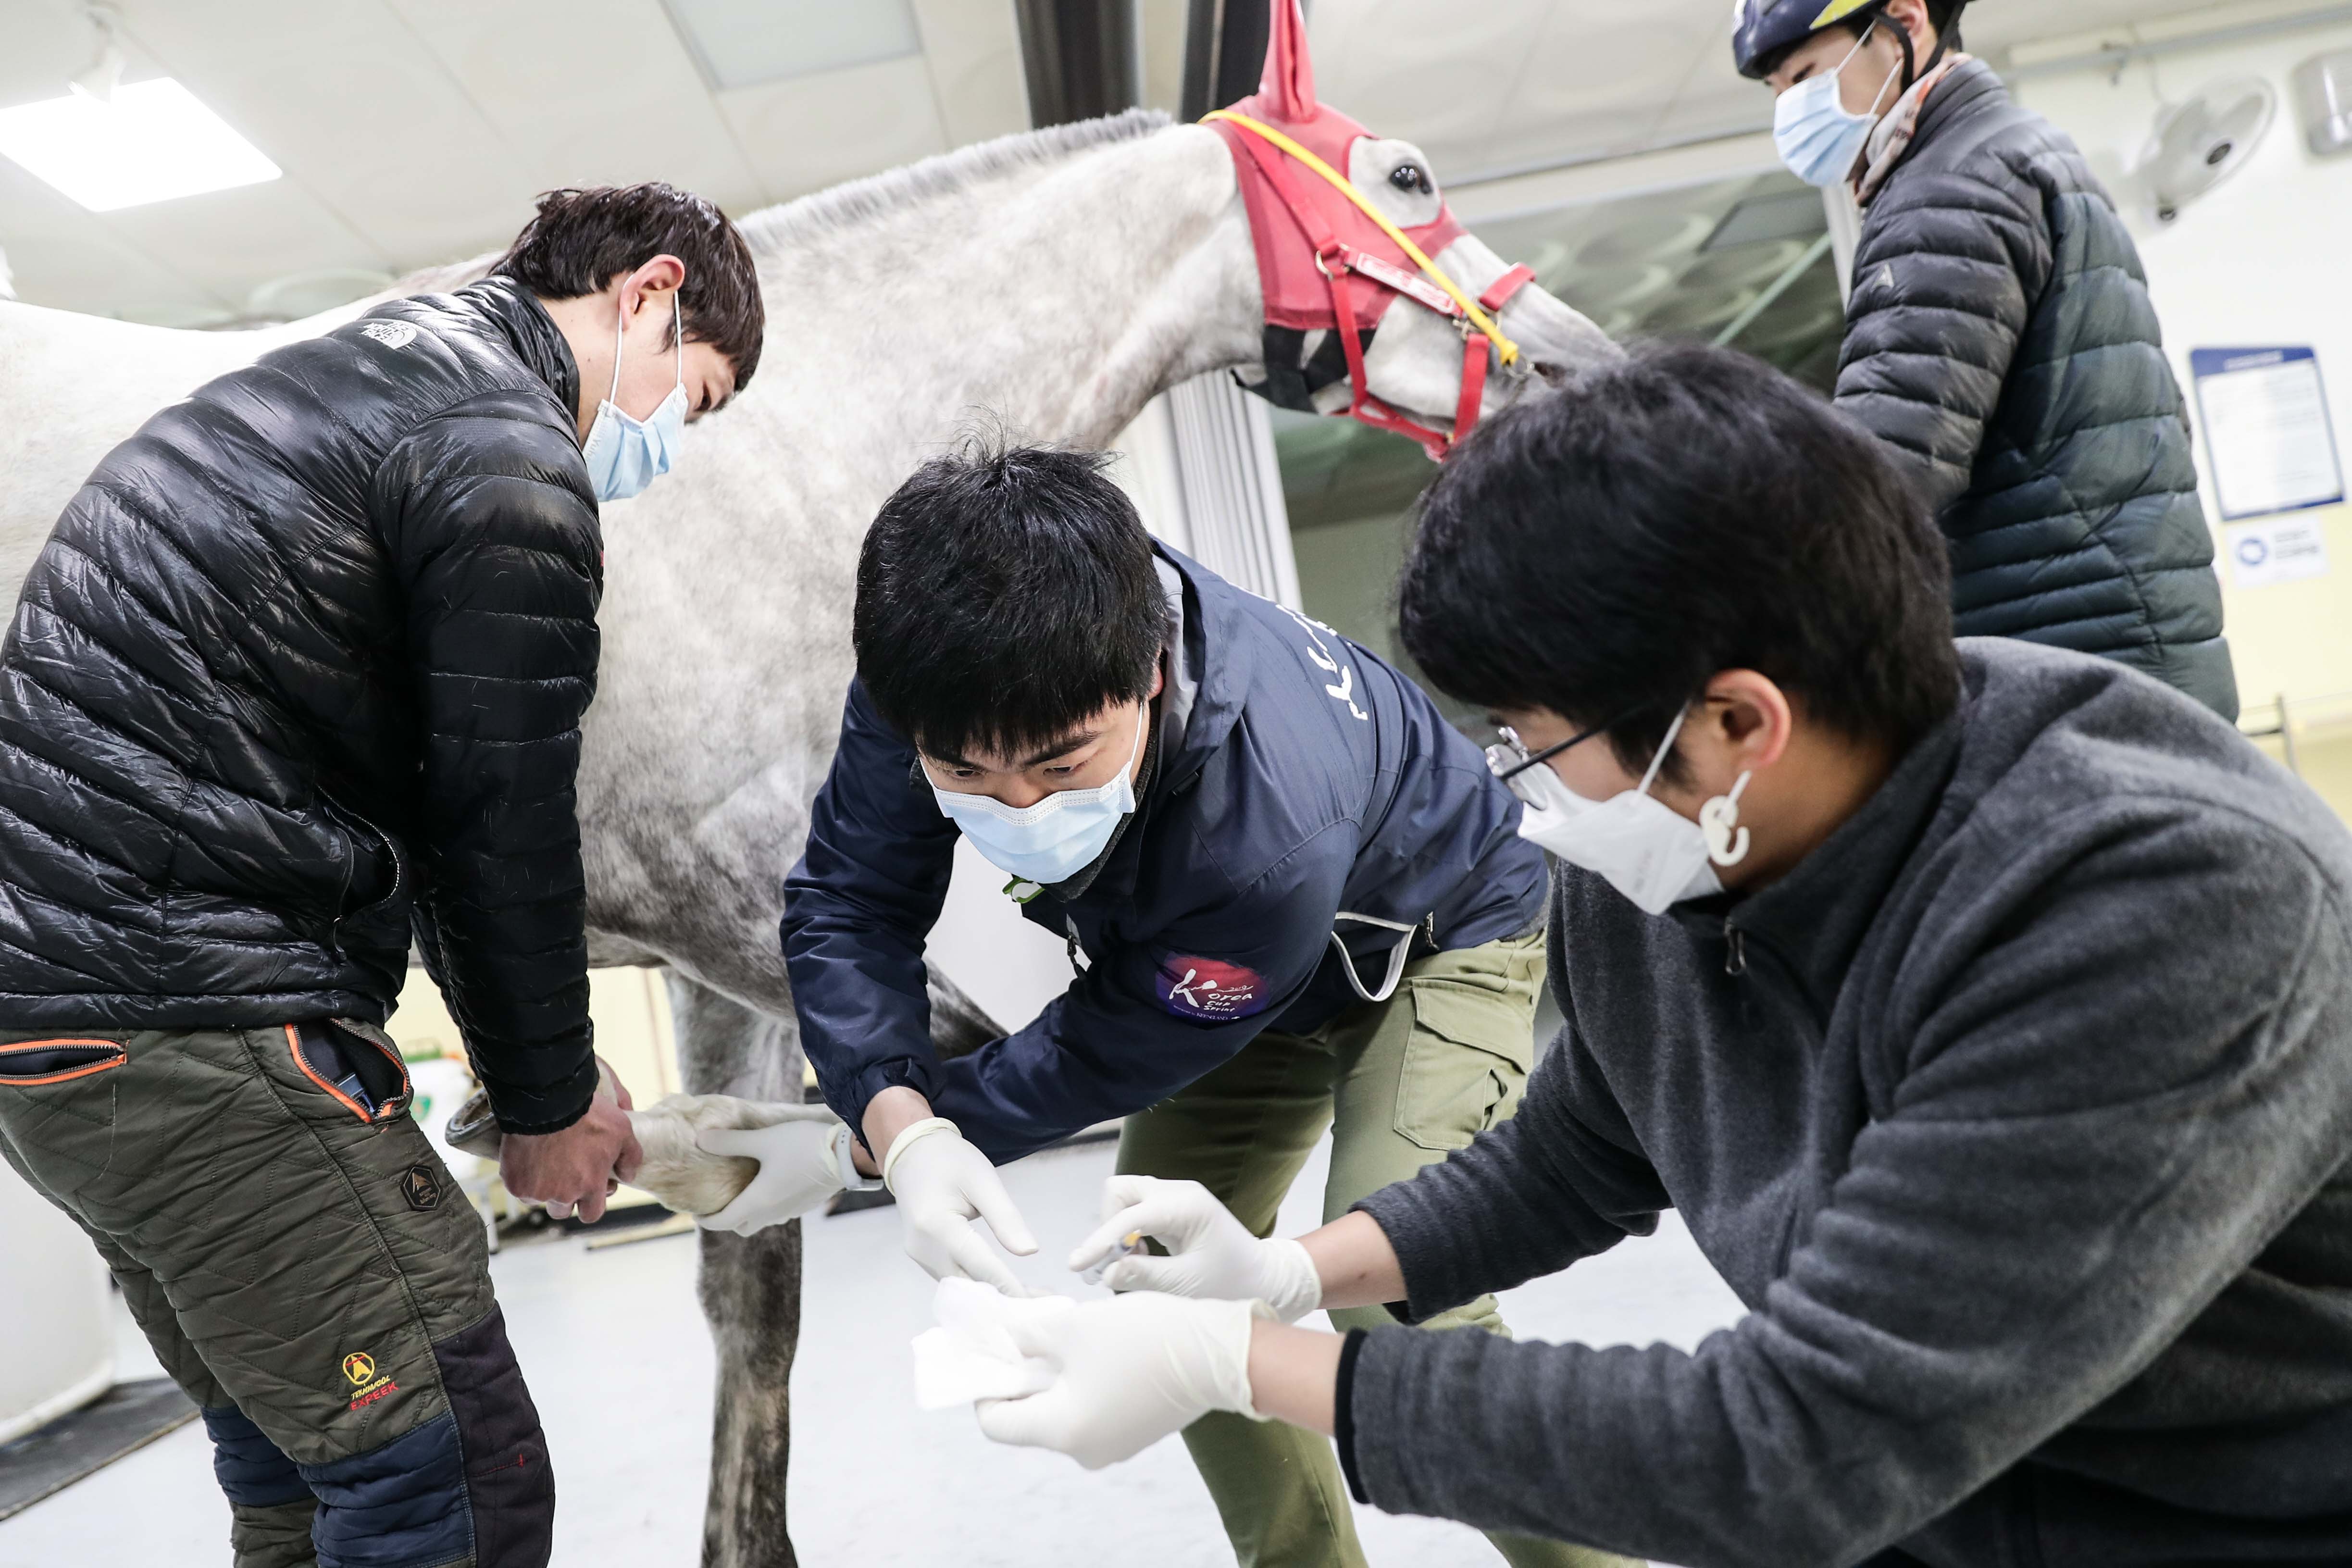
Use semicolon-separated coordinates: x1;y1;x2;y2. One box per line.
664;0;921;91
0;77;280;212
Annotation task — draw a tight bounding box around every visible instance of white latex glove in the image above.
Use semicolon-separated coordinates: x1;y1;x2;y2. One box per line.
885;1119;1038;1296
694;1108;848;1235
975;1291;1270;1469
1073;1176;1323;1323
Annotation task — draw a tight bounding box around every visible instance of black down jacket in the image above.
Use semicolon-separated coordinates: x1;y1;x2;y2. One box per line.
0;278;604;1132
1836;60;2238;719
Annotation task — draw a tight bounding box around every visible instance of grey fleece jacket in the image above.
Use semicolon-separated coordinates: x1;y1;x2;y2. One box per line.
1346;639;2352;1568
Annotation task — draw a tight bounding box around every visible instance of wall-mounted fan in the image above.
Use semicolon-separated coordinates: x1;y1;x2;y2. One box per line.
2135;77;2277;225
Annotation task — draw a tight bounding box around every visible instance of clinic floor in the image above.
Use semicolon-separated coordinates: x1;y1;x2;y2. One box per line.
0;1136;1745;1568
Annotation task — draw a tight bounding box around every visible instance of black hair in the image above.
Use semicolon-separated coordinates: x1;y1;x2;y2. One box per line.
855;441;1172;759
492;182;764;388
1396;342;1959;781
1752;0;1966;82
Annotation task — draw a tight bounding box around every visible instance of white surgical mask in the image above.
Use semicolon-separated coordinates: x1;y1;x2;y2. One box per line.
931;708;1146;887
1505;709;1753;916
1772;23;1902;189
581;293;688;503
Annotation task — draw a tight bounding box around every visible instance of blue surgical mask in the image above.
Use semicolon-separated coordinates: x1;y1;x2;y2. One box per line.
931;709;1146;886
582;293;688;503
1772;23;1902;189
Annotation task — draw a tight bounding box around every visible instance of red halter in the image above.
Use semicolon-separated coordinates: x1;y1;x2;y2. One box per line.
1206;105;1534;461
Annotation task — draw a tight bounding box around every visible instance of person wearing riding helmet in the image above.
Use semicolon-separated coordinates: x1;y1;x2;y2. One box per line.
1734;0;2239;721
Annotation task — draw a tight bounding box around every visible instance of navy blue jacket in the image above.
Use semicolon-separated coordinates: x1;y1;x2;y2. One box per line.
783;547;1547;1163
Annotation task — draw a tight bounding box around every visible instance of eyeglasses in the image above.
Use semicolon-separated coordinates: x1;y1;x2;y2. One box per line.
1482;707;1649;806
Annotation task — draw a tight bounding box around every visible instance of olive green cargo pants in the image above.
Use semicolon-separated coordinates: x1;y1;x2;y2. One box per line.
1117;931;1637;1568
0;1021;552;1568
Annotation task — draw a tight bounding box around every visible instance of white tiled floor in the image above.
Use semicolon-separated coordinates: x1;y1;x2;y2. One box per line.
0;1137;1745;1568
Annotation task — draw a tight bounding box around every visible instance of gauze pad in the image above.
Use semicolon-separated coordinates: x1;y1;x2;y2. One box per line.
911;1277;1065;1409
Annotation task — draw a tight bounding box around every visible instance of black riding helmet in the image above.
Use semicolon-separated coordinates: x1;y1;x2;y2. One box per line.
1731;0;1965;83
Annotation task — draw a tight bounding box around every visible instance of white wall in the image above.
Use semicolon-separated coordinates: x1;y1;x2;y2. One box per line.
2016;19;2352;748
0;1157;111;1441
926;839;1073;1036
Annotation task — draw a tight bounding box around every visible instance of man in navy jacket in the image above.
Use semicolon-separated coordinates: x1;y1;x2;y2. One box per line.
729;444;1616;1568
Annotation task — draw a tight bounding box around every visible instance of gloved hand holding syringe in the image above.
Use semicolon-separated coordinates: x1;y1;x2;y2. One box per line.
1068;1175;1325;1321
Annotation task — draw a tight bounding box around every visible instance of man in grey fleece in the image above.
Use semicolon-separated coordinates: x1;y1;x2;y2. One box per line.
971;343;2352;1568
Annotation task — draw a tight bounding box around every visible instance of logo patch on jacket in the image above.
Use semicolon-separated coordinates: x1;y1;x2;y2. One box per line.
1155;957;1269;1021
360;321;418;349
398;1162;443;1211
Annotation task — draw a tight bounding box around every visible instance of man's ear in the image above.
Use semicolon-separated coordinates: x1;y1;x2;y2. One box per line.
1704;669;1795;775
1149;661;1167;701
1882;0;1939;59
618;254;688;324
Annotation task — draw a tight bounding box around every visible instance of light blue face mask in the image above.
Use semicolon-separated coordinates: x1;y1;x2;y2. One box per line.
931;708;1146;886
1772;22;1902;189
581;293;688;503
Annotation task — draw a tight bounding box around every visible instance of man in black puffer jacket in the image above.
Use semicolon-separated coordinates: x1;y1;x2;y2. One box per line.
1737;0;2238;719
0;185;761;1568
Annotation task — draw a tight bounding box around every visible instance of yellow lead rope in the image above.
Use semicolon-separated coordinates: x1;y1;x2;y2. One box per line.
1204;109;1520;369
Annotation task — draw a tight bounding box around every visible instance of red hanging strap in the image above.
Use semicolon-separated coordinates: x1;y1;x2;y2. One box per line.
1452;264;1537;448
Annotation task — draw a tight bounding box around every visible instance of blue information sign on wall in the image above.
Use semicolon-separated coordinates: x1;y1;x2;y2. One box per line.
2188;347;2346;522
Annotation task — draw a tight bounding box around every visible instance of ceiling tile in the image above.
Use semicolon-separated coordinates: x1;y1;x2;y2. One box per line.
0;0;115;111
106;0;539;265
665;0;922;90
1307;0;1551;177
1475;6;1711;174
385;0;771;211
718;55;949;204
909;0;1032;147
0;157;231;318
101;180;393;310
1967;0;2250;55
1629;21;1770;154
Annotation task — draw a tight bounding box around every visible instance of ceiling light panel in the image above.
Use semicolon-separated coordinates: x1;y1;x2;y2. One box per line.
664;0;923;91
0;77;280;212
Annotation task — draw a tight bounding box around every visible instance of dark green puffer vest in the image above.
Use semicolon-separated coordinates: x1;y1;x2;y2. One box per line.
1834;60;2237;719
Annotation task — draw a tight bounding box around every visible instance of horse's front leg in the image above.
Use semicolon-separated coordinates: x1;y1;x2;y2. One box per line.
661;957;999;1567
666;972;803;1568
696;1222;800;1568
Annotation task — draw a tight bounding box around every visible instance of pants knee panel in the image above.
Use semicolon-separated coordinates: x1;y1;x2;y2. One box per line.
433;1307;553;1568
229;1494;324;1568
299;1413;471;1568
205;1406;312;1508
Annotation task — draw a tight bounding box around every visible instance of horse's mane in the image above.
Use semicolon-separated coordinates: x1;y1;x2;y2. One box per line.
386;109;1174;298
735;107;1172;254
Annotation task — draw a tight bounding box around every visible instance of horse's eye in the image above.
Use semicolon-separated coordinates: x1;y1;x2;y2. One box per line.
1388;163;1432;196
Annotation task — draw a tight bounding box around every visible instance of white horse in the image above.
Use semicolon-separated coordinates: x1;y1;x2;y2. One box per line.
0;109;1613;1560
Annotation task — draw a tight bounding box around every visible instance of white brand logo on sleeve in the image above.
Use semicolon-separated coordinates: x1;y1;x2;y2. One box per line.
360;321;418;349
1278;606;1368;722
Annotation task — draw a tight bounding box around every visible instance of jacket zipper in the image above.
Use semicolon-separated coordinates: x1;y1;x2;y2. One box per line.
1720;917;1830;1035
322;794;407;956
